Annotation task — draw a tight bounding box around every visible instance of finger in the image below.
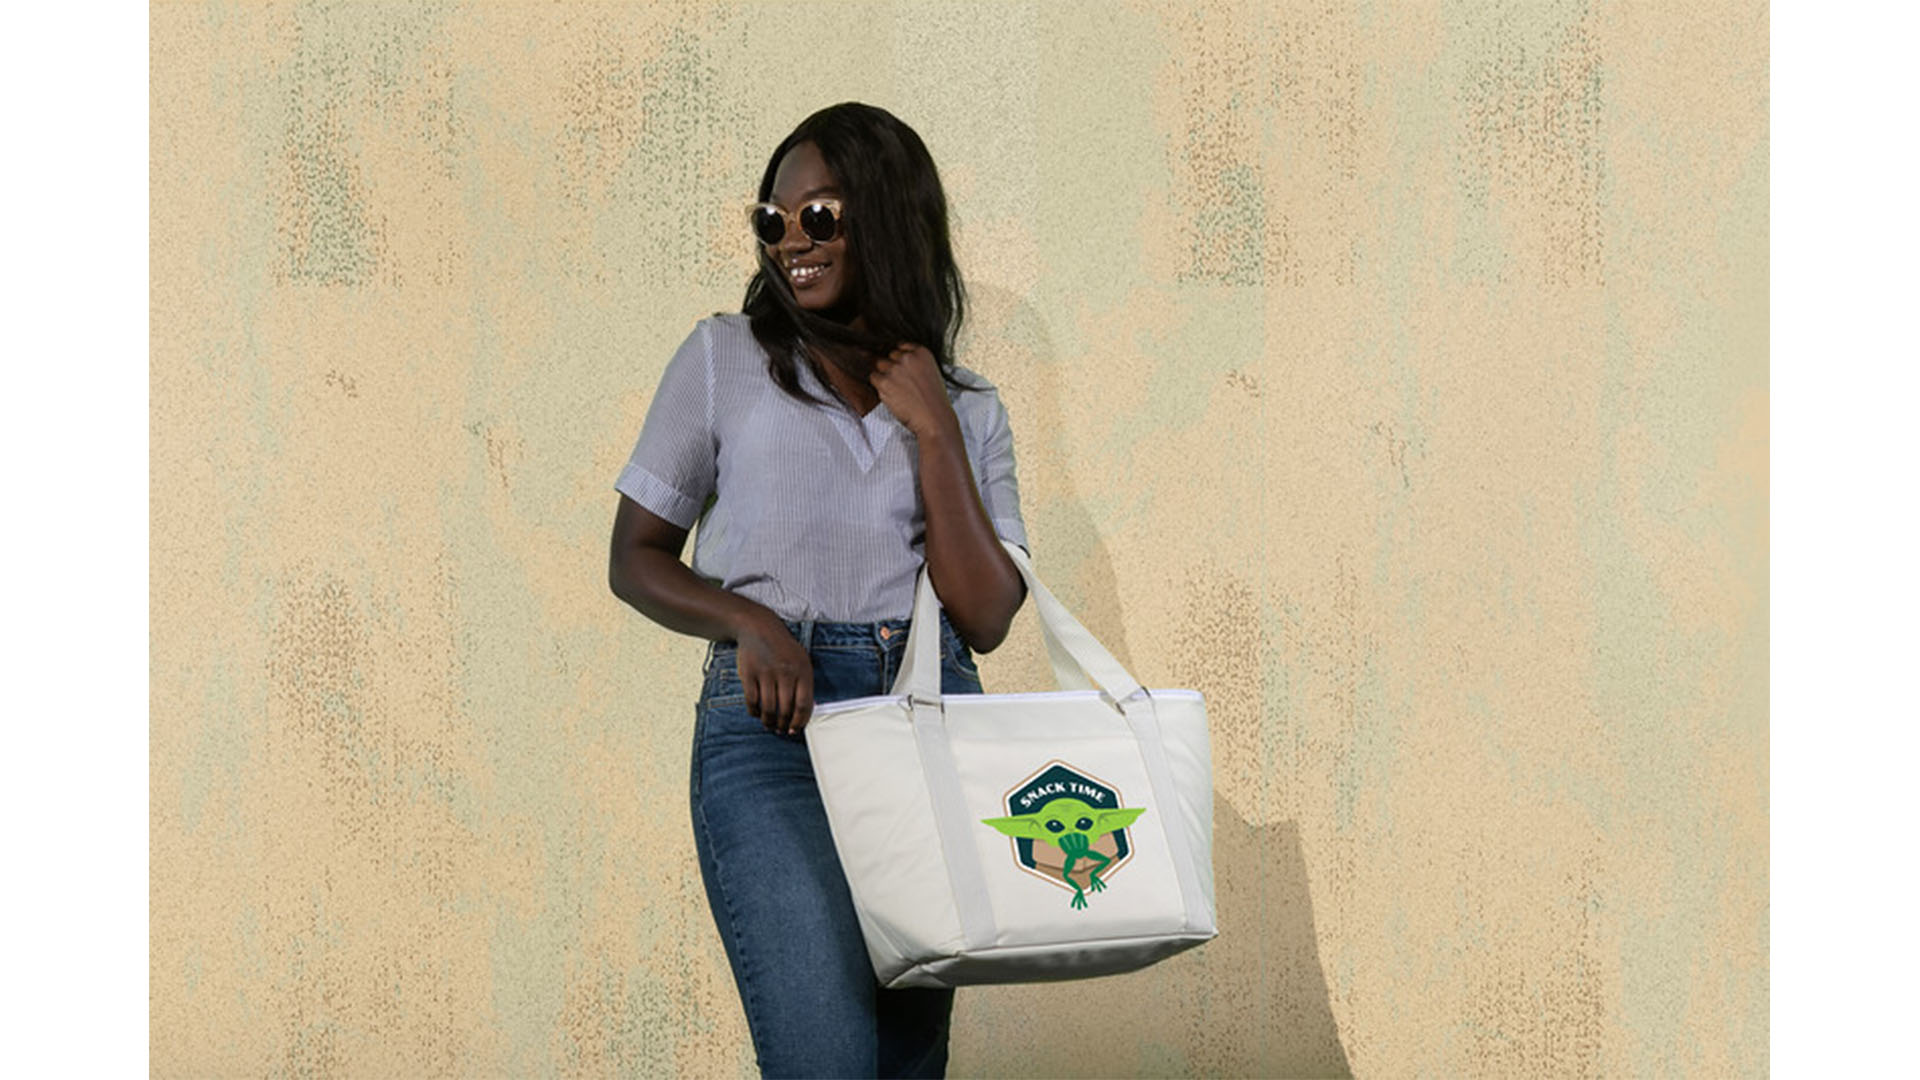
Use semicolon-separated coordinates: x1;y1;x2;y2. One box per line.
756;673;780;730
768;673;790;732
773;676;797;735
791;680;815;734
761;672;783;732
742;671;761;720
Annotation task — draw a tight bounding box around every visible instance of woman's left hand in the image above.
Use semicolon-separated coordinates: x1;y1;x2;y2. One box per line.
870;343;962;444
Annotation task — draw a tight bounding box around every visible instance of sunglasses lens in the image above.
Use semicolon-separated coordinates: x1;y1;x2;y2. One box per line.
799;202;839;242
751;206;786;246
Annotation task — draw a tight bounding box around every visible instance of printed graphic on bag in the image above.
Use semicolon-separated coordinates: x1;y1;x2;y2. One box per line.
979;761;1147;910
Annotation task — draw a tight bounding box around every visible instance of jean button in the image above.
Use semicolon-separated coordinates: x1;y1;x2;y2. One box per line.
879;626;892;640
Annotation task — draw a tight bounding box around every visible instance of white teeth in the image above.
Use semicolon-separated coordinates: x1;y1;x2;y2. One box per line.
790;264;827;283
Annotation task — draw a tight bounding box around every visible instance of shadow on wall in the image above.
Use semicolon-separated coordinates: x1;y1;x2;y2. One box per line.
958;285;1137;680
945;286;1345;1074
953;794;1351;1078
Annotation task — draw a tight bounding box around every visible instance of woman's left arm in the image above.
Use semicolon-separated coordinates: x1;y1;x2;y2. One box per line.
871;344;1026;652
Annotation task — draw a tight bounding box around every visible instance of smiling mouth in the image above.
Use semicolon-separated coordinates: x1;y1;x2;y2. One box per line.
789;263;829;288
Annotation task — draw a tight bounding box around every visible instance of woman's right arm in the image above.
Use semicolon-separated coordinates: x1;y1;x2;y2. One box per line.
608;495;816;734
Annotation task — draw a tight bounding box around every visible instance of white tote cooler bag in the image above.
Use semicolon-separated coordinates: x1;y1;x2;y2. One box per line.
804;540;1216;989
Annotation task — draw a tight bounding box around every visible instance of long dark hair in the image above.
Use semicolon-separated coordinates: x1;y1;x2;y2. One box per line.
740;102;981;408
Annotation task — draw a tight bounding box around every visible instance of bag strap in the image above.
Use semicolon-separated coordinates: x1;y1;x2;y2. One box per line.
1122;693;1212;934
910;698;999;952
891;540;1146;711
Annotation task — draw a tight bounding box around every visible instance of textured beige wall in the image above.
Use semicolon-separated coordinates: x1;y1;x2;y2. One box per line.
151;1;1767;1076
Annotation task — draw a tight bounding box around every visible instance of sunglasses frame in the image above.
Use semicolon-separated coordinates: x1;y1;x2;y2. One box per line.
746;198;846;247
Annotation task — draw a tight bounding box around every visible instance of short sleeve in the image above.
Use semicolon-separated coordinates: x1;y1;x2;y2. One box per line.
614;320;716;529
969;389;1029;554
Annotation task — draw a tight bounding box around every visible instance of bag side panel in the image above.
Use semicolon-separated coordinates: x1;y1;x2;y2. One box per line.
1157;695;1218;928
805;704;966;975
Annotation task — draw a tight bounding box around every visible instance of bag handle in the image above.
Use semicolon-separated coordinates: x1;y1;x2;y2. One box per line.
890;539;1146;709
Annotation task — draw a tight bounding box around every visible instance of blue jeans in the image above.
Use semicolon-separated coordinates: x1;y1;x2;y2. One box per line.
690;611;984;1079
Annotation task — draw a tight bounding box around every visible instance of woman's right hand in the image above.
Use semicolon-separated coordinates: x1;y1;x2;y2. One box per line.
609;497;817;735
733;611;815;736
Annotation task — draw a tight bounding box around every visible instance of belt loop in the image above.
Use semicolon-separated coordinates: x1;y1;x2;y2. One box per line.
788;619;813;650
879;619;897;687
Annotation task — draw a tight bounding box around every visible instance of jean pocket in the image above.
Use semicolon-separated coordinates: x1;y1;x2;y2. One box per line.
939;619;980;681
702;640;745;705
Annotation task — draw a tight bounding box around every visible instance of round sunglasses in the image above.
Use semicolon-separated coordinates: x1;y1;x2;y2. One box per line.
747;198;845;247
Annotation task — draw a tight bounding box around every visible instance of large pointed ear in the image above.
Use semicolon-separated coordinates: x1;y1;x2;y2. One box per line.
979;814;1049;839
1093;807;1147;832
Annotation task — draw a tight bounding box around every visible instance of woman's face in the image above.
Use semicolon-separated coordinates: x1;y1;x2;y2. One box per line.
765;141;858;319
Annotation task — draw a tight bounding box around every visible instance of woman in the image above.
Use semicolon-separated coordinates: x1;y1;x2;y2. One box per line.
608;102;1029;1078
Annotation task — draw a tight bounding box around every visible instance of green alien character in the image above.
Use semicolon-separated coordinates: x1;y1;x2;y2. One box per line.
980;798;1148;910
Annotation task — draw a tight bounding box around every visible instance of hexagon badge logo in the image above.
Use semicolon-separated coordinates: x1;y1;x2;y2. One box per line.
978;760;1148;910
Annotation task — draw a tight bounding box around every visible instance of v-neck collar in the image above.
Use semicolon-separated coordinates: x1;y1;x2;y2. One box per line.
796;351;898;472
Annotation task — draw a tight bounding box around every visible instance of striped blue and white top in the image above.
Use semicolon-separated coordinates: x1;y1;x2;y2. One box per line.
615;313;1029;623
